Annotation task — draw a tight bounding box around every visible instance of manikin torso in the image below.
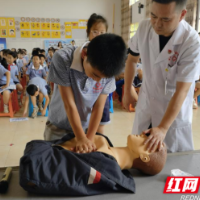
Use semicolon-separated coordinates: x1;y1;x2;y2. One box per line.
59;134;151;170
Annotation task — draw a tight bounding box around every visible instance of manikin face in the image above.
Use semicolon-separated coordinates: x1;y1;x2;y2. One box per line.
151;2;186;37
83;56;106;82
127;135;151;163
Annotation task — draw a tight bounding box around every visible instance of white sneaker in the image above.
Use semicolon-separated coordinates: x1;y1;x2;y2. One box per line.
193;99;198;109
38;103;43;111
4;104;9;113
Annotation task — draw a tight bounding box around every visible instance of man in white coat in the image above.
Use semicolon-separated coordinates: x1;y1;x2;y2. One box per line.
124;0;200;153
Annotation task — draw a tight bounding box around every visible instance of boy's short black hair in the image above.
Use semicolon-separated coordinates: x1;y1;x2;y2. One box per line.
27;84;38;96
39;54;46;59
32;54;40;59
17;50;25;55
87;34;126;78
48;48;55;52
40;49;46;53
152;0;187;9
7;50;18;58
32;48;41;56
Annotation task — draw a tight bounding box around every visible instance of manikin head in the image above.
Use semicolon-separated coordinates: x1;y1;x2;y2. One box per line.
127;134;167;175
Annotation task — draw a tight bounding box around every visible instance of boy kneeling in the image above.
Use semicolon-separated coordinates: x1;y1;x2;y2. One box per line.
23;77;49;118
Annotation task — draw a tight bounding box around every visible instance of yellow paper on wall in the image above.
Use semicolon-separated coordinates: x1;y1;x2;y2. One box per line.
71;22;79;29
41;31;51;38
52;31;61;38
0;28;8;37
65;31;72;38
31;22;41;30
20;22;30;29
0;18;7;28
65;22;72;31
8;28;16;38
21;31;30;38
31;31;41;38
7;18;15;27
79;20;87;29
41;23;50;30
51;23;60;30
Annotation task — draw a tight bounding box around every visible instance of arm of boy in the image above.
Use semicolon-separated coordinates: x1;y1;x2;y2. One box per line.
86;94;107;141
41;95;49;116
1;71;11;89
58;85;96;154
23;96;29;117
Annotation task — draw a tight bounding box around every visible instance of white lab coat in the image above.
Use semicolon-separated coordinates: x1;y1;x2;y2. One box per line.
129;19;200;153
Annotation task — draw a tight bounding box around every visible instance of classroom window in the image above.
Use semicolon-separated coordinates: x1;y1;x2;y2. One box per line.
129;0;139;6
130;23;139;38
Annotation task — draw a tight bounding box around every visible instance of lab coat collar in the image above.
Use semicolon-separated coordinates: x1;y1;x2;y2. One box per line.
150;20;185;65
32;65;43;70
70;41;90;72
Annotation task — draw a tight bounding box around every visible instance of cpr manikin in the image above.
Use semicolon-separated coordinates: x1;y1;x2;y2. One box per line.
20;133;167;196
59;134;167;175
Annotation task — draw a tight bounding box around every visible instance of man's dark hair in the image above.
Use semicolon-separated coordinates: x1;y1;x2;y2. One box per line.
152;0;187;9
27;84;38;96
87;34;126;78
39;54;46;59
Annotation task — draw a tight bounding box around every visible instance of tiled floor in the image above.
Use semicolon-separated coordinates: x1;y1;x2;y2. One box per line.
0;101;200;168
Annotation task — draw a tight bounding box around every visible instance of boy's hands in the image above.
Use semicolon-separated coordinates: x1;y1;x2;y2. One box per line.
1;84;9;89
73;136;96;154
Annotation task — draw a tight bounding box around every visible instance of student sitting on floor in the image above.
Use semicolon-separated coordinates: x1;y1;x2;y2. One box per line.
39;54;49;75
0;64;14;113
6;51;23;105
26;54;47;82
22;77;49;118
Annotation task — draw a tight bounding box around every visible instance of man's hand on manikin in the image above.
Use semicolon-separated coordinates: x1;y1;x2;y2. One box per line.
141;126;167;153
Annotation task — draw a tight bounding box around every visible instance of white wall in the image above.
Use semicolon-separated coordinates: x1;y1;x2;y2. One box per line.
131;0;146;24
0;0;121;53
